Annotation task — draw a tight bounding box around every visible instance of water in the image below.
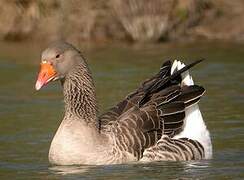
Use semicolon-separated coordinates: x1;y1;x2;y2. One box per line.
0;41;243;179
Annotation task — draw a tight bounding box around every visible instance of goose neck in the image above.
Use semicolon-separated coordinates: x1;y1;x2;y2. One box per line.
62;63;98;126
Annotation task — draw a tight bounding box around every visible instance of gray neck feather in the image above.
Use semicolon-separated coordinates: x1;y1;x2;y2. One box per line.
62;61;98;126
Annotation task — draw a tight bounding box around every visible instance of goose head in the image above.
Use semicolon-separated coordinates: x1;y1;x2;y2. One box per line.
35;41;82;90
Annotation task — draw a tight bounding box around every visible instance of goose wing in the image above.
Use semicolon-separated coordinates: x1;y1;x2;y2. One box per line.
99;60;205;160
99;59;204;136
98;60;172;131
108;83;204;160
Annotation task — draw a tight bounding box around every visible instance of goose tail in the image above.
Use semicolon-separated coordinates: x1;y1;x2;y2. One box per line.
171;60;213;159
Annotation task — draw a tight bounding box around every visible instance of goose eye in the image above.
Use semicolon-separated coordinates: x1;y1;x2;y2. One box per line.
56;54;60;58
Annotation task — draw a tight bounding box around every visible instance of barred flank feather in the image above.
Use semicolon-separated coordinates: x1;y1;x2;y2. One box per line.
141;135;204;161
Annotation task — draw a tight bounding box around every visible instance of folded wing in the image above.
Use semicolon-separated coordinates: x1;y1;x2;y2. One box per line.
99;60;205;160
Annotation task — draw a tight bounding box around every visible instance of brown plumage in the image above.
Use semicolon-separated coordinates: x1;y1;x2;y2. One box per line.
35;41;211;165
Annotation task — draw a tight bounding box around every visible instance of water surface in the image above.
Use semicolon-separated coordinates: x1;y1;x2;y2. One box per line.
0;41;243;179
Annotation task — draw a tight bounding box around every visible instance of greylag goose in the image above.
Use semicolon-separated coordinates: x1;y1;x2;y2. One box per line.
35;42;212;165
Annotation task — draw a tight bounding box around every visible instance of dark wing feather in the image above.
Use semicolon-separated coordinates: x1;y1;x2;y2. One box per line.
99;59;203;131
99;60;172;131
139;59;204;106
174;85;205;107
110;84;204;160
99;59;205;160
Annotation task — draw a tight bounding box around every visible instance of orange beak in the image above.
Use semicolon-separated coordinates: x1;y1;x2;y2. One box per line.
35;62;57;90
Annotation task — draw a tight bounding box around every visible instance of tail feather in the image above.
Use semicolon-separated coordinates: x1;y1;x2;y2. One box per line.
139;59;204;107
